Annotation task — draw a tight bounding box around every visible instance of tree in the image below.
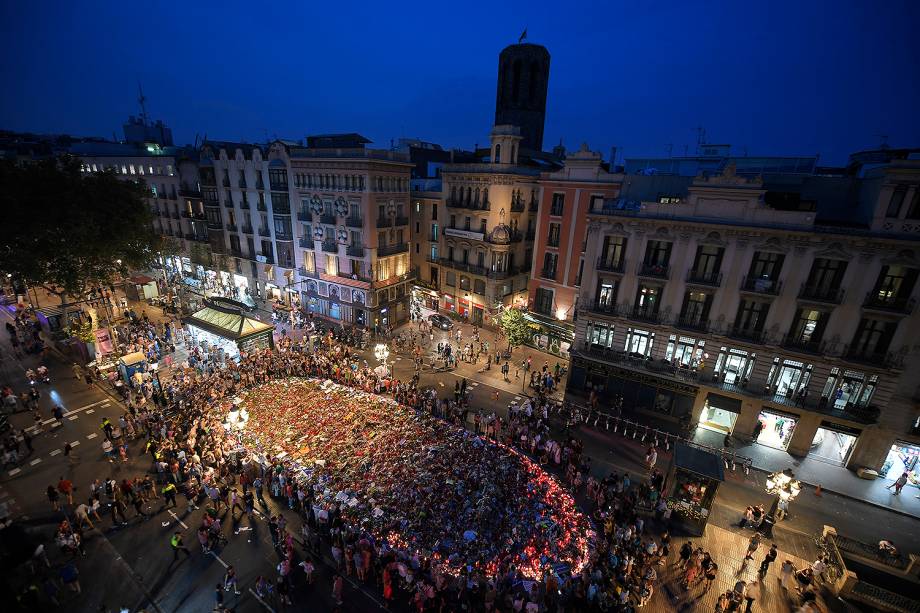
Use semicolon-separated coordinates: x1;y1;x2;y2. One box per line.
0;156;160;306
497;307;532;349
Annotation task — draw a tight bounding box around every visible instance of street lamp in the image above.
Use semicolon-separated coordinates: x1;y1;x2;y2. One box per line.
374;343;390;376
763;468;801;536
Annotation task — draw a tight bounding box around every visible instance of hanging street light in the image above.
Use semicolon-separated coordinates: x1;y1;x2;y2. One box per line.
763;467;801;537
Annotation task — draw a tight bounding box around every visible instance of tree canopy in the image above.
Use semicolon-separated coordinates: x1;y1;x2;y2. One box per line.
497;307;532;348
0;156;160;300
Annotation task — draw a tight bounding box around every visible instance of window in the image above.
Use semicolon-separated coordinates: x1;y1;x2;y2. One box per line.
870;264;918;305
431;204;438;220
541;252;558;279
805;258;847;292
625;328;653;356
269;168;288;189
587;321;615;349
657;195;681;204
445;271;456;287
690;245;723;278
430;245;438;260
534;288;554;315
595;281;617;310
575;259;584;286
600;236;626;268
550;193;565;216
735;300;769;332
589;195;604;212
464;216;471;230
644;240;672;266
459;276;471;291
325;254;338;276
886;186;907;218
788;308;827;345
680;291;711;326
474;279;485;295
547;223;561;247
303;251;315;272
850;318;897;357
907;191;920;219
634;284;660;316
748;251;784;281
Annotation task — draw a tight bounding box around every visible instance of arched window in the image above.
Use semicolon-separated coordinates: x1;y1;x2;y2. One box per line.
483;188;489;205
474;188;480;204
494;144;502;163
466;187;472;203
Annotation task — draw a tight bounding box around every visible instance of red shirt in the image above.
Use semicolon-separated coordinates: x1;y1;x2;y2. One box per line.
58;479;73;493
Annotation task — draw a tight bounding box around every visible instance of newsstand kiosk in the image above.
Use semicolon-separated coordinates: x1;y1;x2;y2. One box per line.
665;443;725;536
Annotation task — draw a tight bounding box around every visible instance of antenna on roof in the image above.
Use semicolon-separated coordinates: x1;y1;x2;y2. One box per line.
137;81;149;126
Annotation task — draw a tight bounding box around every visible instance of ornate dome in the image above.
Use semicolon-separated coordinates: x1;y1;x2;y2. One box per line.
489;224;512;244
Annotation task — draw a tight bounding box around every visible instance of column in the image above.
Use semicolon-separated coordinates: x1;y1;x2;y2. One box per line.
786;411;821;457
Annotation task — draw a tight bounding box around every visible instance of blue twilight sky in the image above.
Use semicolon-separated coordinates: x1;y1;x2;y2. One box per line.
1;0;918;165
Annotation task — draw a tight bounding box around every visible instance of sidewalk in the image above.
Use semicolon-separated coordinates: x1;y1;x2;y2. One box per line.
693;428;920;520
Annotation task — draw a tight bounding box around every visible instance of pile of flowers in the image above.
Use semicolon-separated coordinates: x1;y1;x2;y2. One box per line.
235;378;594;579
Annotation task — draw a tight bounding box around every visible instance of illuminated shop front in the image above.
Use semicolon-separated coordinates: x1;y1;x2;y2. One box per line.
666;443;724;536
753;408;798;451
182;298;274;361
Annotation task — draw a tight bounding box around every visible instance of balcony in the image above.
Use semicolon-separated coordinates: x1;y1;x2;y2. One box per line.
376;217;392;228
258;227;271;237
269;181;287;191
297;209;311;222
346;245;364;257
799;284;844;304
394;216;409;226
675;314;709;333
240;200;250;210
298;238;314;249
781;334;823;354
257;201;268;212
628;306;662;324
338;270;372;284
597;257;626;274
322;241;338;253
298;266;318;278
319;213;336;225
206;219;223;230
377;243;408;257
590;300;619;316
843;345;899;369
230;247;244;258
181;210;193;219
345;216;363;228
863;292;915;315
446;198;490;211
540;268;557;281
510;200;525;213
740;275;782;295
637;262;670;279
241;225;254;234
686;269;722;287
728;327;765;343
259;254;275;265
226;223;238;232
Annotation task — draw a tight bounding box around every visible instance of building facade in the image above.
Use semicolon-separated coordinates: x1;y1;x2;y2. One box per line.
279;135;415;330
568;155;920;476
436;126;541;326
525;144;622;355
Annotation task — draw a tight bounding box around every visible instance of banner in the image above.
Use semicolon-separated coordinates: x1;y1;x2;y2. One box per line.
94;327;114;355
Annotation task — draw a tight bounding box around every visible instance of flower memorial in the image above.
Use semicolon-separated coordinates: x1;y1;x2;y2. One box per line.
234;378;595;579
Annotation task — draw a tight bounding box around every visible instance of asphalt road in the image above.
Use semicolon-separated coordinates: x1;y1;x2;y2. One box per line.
2;312;918;612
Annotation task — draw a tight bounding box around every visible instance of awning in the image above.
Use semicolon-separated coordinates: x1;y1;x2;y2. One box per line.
182;298;274;341
120;351;147;366
129;275;155;284
674;443;725;481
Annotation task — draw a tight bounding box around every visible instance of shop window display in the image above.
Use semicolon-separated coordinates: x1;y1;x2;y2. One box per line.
752;410;797;451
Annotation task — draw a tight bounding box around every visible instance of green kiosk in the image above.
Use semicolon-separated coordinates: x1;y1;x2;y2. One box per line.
666;443;725;536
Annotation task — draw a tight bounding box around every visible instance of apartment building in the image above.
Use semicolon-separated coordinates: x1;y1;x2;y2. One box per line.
436;125;543;325
269;134;415;330
568;150;920;476
409;182;443;311
525;144;622;356
197;141;295;306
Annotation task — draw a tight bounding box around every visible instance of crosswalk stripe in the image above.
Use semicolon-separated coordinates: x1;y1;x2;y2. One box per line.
49;449;62;456
70;440;81;447
86;409;95;414
29;458;42;466
86;433;98;440
68;415;79;421
8;468;21;476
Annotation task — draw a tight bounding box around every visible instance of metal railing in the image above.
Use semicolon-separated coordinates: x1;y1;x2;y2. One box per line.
298;237;313;249
799;284;845;303
686;269;722;286
597;257;626;274
377;243;408;256
637;262;670;279
740;275;782;295
346;245;364;257
345;216;363;228
863;292;915;314
321;241;338;253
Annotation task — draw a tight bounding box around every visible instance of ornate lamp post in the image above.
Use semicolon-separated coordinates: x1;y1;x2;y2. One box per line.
764;468;801;536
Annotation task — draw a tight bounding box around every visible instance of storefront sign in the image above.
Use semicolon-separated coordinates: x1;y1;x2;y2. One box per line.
94;328;114;355
819;421;862;437
575;354;699;395
443;228;485;241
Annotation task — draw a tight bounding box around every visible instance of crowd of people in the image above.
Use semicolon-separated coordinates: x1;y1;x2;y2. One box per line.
3;295;830;612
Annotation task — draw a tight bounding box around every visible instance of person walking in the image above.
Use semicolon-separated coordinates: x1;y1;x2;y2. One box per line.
224;565;241;595
46;485;60;512
887;472;909;495
743;579;759;612
64;442;78;465
759;543;778;576
161;482;178;509
743;533;762;565
332;573;344;606
170;531;191;560
57;476;74;505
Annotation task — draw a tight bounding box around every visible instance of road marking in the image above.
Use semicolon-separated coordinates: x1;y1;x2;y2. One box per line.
30;458;42;466
25;399;110;432
168;510;188;530
70;440;80;447
49;449;62;456
209;550;229;568
8;468;20;476
86;433;98;440
86;409;94;415
249;588;277;613
68;415;79;421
